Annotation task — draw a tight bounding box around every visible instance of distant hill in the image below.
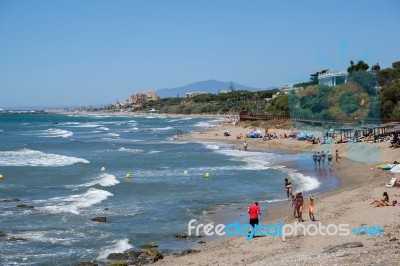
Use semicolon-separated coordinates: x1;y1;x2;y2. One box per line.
155;79;273;98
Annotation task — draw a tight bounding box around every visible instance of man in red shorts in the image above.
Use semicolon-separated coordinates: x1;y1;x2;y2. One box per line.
247;201;261;229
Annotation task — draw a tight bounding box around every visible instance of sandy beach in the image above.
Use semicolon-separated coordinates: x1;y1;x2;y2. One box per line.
156;119;400;266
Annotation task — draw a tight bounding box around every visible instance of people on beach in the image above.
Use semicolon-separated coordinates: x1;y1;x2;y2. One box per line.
308;195;315;221
327;151;333;166
335;149;341;164
284;178;293;198
374;200;398;207
316;152;321;167
294;192;304;222
247;201;261;229
370;192;389;205
291;195;296;218
321;151;326;166
243;140;248;151
312;152;317;166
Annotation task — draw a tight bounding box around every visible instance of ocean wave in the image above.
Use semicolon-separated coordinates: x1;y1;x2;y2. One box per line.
98;127;110;131
279;167;320;192
40;129;73;138
37;188;113;214
97;238;133;259
67;173;120;188
0;149;90;167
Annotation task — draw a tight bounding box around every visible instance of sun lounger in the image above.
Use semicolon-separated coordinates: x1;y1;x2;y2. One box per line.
386;178;397;188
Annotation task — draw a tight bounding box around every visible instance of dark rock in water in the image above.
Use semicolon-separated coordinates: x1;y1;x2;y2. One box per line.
174;233;187;238
17;204;34;208
322;242;364;253
104;208;109;211
107;261;128;266
179;249;201;256
0;231;7;237
107;249;163;265
141;242;158;248
72;262;98;266
8;237;27;242
91;217;106;222
198;240;206;244
106;253;126;260
0;198;20;202
136;249;163;264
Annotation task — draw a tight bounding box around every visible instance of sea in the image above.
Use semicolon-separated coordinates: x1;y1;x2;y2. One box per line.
0;113;338;265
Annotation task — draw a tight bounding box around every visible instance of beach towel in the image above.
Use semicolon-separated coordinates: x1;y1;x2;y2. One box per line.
386;178;397;188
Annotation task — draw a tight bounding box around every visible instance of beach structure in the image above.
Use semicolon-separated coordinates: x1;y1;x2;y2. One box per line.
318;70;347;87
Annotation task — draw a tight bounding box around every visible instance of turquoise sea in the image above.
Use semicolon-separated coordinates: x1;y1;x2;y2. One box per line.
0;114;337;265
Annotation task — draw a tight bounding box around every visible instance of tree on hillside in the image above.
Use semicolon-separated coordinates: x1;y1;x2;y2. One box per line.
310;69;329;84
392;61;400;69
371;63;381;71
347;60;369;74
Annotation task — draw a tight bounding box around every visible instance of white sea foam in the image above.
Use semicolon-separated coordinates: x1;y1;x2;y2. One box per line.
279;167;320;192
148;126;173;131
0;149;90;167
98;126;110;131
118;147;144;153
105;133;120;138
97;238;133;259
37;188;113;214
148;150;161;154
40;129;73;138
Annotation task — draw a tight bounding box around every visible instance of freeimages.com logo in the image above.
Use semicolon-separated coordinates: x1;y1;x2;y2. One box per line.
188;219;383;241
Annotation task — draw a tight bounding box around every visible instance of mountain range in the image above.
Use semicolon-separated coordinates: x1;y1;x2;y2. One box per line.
155;79;275;98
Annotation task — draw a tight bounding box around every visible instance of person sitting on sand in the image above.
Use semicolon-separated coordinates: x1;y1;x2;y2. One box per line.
374;200;398;207
308;195;315;221
294;192;304;222
370;192;389;205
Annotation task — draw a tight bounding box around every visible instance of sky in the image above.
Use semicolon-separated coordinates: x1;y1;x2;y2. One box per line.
0;0;399;108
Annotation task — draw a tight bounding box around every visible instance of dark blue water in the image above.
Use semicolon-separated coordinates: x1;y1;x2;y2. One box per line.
0;114;336;265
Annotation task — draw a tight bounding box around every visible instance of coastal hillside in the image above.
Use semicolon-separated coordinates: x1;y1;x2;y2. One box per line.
155;79;270;98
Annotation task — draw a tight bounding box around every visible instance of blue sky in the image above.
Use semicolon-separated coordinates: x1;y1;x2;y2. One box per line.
1;0;399;107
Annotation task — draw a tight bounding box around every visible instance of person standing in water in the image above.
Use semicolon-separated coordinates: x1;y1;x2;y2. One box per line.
284;178;293;199
327;151;333;166
243;140;248;151
312;152;317;167
321;151;326;166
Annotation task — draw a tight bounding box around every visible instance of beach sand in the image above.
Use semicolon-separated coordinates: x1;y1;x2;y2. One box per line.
156;120;400;265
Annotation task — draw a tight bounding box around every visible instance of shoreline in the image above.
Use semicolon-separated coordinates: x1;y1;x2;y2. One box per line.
156;118;400;265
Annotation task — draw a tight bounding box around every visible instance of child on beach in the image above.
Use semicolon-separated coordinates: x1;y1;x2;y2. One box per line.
308;195;315;221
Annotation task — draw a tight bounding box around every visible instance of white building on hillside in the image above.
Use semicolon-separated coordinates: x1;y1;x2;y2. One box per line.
318;70;347;87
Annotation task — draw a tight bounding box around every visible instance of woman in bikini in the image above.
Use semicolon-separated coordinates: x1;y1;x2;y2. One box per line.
294;192;304;222
284;178;293;199
370;192;389;205
308;195;315;221
374;200;398;207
